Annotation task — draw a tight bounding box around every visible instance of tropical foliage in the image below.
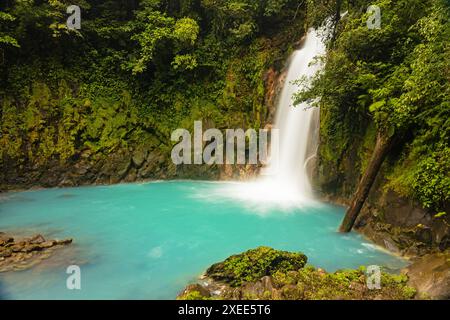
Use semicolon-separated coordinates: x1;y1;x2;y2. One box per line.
295;0;450;213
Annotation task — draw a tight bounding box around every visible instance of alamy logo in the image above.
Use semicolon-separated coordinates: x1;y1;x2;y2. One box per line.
367;5;381;30
67;5;81;30
66;265;81;290
171;121;279;171
366;265;381;290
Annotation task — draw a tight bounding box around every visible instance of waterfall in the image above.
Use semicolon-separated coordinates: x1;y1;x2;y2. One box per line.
218;28;327;209
263;28;326;199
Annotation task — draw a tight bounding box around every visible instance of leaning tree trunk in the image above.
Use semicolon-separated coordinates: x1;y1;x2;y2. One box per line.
331;0;343;43
339;131;397;232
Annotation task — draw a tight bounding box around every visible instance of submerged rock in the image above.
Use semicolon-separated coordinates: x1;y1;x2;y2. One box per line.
0;232;73;273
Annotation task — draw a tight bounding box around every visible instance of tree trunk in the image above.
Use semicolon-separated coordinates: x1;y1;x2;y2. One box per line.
331;0;343;43
339;131;397;232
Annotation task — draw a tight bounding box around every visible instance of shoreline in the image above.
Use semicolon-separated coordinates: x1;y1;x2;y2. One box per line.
0;232;73;273
1;187;447;298
1;178;426;264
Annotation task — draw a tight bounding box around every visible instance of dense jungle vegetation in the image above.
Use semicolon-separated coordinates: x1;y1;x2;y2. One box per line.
0;0;306;185
0;0;449;218
297;0;449;219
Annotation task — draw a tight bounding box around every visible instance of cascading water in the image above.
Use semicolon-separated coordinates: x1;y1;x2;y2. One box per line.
218;28;327;209
264;27;326;198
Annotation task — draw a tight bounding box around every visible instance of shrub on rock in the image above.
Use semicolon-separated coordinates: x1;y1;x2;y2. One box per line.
206;246;307;287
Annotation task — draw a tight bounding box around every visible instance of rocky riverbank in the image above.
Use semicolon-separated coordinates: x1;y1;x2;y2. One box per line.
0;232;72;272
403;250;450;299
318;191;450;258
177;247;450;300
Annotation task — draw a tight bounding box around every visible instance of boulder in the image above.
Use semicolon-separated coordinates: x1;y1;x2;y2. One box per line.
0;248;12;258
241;276;275;299
403;251;450;299
29;234;45;244
177;284;211;299
40;240;57;248
138;151;165;178
0;233;73;273
132;148;148;168
0;234;13;247
206;247;307;287
21;244;42;253
55;239;73;246
100;151;131;183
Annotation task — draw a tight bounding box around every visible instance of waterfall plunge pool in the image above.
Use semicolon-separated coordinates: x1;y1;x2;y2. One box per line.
0;181;407;299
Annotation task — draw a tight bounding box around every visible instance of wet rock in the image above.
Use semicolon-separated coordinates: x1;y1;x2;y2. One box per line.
132;148;148;168
138;151;165;178
413;225;433;246
10;244;24;253
0;233;73;273
124;168;137;183
74;161;90;175
403;251;450;299
178;284;211;299
29;234;45;244
381;191;432;228
0;234;14;246
22;244;42;253
383;239;401;254
263;67;280;123
55;239;73;245
0;248;12;258
40;240;57;248
241;276;276;299
100;151;132;184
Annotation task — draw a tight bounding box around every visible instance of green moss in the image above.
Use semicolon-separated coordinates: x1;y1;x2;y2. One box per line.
179;249;419;300
385;143;450;212
272;266;416;300
177;291;212;300
0;9;304;181
0;85;144;166
358;122;377;175
206;246;307;287
308;0;450;215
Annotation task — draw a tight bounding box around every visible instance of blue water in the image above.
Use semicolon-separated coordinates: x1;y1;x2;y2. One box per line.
0;181;407;300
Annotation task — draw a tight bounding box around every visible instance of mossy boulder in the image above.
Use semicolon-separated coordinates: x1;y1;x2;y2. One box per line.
205;246;307;287
179;248;419;300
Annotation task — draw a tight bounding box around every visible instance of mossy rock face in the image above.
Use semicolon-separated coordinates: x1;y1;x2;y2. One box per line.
206;247;307;287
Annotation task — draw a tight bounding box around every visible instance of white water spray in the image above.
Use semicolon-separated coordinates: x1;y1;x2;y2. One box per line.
218;28;327;209
264;28;326;196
